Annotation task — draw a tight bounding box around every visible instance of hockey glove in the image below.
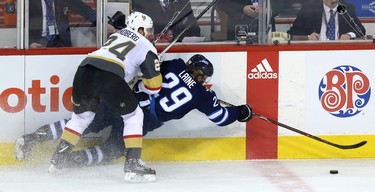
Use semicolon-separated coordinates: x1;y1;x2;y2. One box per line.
133;80;151;109
107;11;126;30
135;91;151;109
237;104;253;122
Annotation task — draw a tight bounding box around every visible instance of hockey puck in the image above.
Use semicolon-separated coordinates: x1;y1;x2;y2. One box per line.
330;170;338;174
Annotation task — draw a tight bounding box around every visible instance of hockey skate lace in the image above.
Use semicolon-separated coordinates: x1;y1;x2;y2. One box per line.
137;159;154;171
138;159;146;166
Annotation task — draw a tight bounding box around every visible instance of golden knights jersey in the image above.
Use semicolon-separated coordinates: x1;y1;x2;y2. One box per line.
79;27;162;95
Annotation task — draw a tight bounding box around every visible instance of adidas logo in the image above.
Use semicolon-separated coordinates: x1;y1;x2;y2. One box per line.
248;59;278;79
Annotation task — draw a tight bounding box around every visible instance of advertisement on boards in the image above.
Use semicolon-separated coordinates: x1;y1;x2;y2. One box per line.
247;51;279;159
278;50;375;136
305;50;375;135
0;56;25;142
0;52;247;142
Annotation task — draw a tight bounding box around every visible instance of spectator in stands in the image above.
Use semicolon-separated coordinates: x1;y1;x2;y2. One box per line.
289;0;366;41
29;0;117;48
132;0;201;42
217;0;260;41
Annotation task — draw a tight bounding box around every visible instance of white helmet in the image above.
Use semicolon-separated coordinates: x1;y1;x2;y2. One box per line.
127;11;154;39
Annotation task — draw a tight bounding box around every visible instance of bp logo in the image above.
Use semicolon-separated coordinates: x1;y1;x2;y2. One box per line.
318;65;371;117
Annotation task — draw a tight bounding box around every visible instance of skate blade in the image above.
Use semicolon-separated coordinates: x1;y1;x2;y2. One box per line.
124;172;156;182
14;138;25;160
47;164;63;174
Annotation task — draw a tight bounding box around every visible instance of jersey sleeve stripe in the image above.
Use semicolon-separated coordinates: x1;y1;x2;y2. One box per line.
80;57;125;78
208;108;224;119
142;75;162;94
86;55;124;69
213;108;229;126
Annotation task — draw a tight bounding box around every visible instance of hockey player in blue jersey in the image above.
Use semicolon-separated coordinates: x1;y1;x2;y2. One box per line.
15;54;252;168
153;54;251;125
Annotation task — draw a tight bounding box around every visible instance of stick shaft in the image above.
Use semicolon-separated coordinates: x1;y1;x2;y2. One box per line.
218;99;367;150
159;0;219;57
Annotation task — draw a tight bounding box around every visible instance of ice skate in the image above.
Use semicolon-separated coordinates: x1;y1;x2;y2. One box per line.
15;124;55;160
14;134;37;160
48;140;73;173
124;158;156;182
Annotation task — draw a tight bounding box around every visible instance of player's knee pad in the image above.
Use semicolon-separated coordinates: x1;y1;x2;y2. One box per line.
121;106;144;136
66;111;96;134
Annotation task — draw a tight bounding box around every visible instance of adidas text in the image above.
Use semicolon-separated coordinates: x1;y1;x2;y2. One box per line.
248;72;278;79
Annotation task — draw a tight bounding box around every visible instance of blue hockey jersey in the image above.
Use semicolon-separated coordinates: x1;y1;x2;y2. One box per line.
153;58;241;126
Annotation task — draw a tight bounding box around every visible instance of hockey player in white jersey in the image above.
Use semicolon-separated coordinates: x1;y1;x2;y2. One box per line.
17;55;253;170
48;11;162;182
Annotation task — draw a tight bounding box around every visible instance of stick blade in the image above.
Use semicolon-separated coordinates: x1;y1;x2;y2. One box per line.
334;140;367;149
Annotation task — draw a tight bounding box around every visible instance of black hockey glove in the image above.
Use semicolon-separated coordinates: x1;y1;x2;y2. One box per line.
107;11;126;30
135;91;151;109
237;104;253;122
133;80;151;109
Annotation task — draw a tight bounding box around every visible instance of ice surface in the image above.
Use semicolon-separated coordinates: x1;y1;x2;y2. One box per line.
1;159;375;192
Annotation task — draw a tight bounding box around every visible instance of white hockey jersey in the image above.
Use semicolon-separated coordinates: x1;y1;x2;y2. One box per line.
80;27;162;95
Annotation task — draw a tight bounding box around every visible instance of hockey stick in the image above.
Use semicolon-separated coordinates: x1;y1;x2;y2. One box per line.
159;0;219;57
218;99;367;150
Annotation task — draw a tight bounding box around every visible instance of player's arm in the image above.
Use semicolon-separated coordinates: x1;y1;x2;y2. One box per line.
138;51;162;95
200;91;252;126
207;105;252;126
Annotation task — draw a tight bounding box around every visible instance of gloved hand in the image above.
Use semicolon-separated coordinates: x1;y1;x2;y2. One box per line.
237;104;253;122
135;91;151;108
107;11;126;30
133;80;151;108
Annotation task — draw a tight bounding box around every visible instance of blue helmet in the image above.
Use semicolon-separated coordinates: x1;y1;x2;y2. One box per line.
186;54;214;83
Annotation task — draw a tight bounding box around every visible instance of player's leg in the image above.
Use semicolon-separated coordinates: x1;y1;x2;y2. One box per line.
65;103;163;167
121;106;156;182
142;107;163;136
49;111;96;171
134;90;163;135
67;114;125;167
100;72;156;182
83;102;118;134
66;140;125;167
49;66;98;171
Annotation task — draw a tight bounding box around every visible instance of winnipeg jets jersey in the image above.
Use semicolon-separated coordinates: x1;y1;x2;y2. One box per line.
154;59;240;126
80;27;162;95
